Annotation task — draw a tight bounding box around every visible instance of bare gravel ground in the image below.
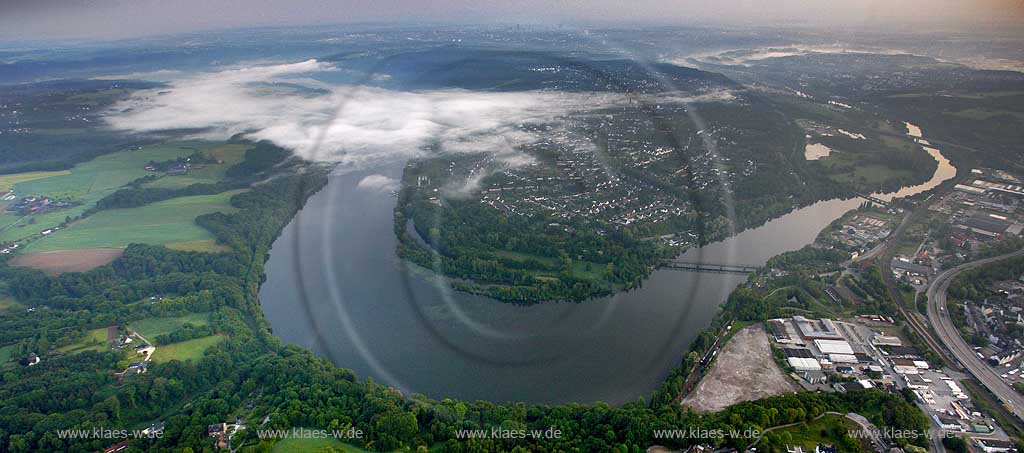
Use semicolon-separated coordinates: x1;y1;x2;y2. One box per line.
681;324;798;413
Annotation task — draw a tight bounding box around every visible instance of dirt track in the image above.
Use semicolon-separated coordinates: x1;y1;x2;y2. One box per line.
10;248;124;274
681;324;798;413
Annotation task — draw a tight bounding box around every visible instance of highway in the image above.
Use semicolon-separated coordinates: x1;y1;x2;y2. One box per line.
926;248;1024;419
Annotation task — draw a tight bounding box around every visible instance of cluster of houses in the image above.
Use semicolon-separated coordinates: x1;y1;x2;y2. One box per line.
208;420;245;450
144;161;189;175
959;275;1024;385
3;195;70;215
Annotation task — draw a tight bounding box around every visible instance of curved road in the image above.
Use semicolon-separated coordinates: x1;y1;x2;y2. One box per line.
927;248;1024;419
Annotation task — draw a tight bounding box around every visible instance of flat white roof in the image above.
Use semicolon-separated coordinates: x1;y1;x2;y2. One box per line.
830;353;858;363
787;357;821;371
814;339;854;355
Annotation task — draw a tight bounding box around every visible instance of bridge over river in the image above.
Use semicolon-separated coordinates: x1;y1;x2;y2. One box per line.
657;260;760;275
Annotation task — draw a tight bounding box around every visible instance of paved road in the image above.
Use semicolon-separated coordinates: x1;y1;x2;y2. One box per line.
926;248;1024;420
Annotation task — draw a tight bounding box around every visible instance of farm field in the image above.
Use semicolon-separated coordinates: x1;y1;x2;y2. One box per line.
0;170;71;192
128;313;211;339
165;239;232;253
152;335;225;363
0;142;200;243
142;143;249;189
9;248;124;274
57;326;113;354
20;189;246;253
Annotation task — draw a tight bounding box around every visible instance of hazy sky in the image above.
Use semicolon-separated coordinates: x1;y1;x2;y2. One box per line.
2;0;1022;40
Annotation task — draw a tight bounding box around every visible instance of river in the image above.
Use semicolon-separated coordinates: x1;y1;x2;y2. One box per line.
259;123;956;405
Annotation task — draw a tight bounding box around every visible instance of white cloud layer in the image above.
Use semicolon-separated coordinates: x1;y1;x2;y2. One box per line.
104;60;567;168
103;59;734;173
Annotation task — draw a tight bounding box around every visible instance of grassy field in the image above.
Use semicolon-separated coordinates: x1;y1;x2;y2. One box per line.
142;143;249;190
128;313;211;339
21;189;245;253
493;250;607;282
0;170;71;192
164;239;232;253
152;335;225;363
0;143;200;243
767;415;859;452
57;327;113;354
271;438;378;453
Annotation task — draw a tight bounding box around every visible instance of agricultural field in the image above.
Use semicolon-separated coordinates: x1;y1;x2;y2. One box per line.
128;313;211;339
20;189;246;253
9;248;124;274
151;335;225;363
164;239;231;253
0;170;72;192
57;326;113;354
142;143;250;189
0;142;200;243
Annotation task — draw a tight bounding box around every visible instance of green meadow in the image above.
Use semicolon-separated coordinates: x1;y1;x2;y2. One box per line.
151;335;226;363
1;142;201;243
21;189;245;253
142;143;250;189
271;438;381;453
128;313;211;339
57;327;112;354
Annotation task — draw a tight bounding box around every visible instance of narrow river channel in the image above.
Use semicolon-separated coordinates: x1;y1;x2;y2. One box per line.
259;123;956;404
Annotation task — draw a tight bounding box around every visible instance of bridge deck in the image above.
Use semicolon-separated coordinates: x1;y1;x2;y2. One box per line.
657;260;760;275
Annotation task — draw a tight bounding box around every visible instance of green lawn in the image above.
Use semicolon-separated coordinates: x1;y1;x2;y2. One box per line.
151;335;225;363
765;415;861;453
127;313;211;339
21;189;245;253
57;327;113;354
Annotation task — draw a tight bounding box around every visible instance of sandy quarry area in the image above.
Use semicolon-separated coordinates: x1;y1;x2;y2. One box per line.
681;324;798;413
